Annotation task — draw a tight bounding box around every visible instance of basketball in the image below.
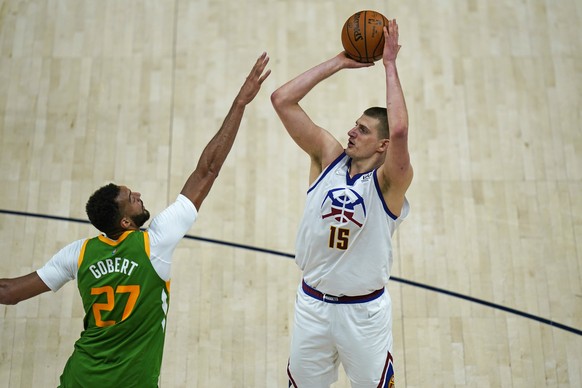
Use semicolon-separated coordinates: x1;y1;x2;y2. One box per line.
341;10;389;63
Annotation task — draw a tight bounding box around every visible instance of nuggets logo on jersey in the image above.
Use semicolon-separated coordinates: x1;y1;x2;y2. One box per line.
321;187;366;227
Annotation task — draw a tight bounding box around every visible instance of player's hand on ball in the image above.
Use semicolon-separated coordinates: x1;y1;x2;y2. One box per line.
338;51;375;69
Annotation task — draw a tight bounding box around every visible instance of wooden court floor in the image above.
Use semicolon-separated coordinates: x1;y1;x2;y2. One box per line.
1;0;581;387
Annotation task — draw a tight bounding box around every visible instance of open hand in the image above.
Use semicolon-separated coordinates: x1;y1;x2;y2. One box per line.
383;19;401;64
237;52;271;105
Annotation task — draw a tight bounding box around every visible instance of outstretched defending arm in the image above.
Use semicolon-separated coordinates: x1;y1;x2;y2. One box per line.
0;272;51;305
180;53;271;210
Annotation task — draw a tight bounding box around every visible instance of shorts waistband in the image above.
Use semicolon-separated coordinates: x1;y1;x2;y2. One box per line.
301;280;384;304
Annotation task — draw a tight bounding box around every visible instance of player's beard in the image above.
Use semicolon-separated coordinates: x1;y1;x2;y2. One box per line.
130;209;150;228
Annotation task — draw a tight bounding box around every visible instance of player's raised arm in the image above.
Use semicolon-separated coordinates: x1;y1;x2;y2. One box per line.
181;53;270;209
271;53;371;180
377;20;413;211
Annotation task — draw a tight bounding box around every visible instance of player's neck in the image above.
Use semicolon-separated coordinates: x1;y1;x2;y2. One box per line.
348;156;383;177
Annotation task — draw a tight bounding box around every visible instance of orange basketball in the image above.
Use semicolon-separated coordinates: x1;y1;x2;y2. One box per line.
341;10;389;63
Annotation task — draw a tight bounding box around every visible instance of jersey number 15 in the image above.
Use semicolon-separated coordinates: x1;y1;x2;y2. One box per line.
329;226;350;250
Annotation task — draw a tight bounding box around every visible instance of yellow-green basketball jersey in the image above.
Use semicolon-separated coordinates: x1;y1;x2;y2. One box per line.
59;231;170;388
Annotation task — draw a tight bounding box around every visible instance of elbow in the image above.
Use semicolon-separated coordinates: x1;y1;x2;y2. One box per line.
1;298;19;305
389;123;408;139
270;90;281;109
205;166;221;181
0;287;19;305
202;154;224;179
270;89;288;112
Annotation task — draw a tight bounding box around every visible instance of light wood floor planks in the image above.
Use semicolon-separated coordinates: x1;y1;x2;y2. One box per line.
1;0;581;387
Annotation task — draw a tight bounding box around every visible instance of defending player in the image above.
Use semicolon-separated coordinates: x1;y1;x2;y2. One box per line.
271;20;412;387
0;53;270;387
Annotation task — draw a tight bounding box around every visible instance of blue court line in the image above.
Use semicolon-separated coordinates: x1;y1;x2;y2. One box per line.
1;208;580;337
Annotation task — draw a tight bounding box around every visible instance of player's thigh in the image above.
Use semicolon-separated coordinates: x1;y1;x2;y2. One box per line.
336;294;393;387
288;291;339;388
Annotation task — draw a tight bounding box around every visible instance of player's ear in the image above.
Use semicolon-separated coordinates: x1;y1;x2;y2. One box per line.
378;139;389;152
120;217;132;230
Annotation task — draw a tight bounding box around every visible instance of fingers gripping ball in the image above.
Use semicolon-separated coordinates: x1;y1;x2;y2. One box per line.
341;10;389;63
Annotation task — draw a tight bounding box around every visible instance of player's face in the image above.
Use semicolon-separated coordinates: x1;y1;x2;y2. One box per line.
345;115;385;159
116;186;150;228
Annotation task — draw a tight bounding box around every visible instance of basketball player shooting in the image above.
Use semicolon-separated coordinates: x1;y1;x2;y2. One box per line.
271;19;412;387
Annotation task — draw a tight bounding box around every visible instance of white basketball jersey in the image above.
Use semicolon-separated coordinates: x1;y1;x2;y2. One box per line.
295;152;409;296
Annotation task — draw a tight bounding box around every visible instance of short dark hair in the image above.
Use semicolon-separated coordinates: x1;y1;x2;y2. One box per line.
363;107;389;139
85;183;121;235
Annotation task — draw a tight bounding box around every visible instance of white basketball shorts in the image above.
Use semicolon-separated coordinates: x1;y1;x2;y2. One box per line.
287;282;395;388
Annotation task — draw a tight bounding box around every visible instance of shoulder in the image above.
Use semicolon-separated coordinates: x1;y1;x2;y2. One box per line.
37;238;87;291
147;194;198;244
149;195;197;231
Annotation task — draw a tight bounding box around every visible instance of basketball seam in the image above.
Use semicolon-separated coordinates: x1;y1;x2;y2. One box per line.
372;17;387;60
364;10;370;62
346;16;362;62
